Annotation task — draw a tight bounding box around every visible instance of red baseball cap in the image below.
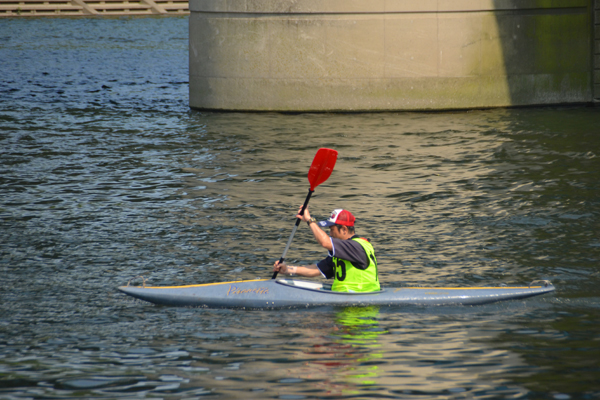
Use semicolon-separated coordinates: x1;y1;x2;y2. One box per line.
318;209;355;227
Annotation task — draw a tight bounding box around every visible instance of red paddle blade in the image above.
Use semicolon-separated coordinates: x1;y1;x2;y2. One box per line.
308;148;338;191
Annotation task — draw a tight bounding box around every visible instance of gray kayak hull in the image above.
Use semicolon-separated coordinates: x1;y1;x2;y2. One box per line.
118;278;555;309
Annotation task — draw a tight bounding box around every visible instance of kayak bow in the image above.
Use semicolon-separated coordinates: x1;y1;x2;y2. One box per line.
118;278;555;309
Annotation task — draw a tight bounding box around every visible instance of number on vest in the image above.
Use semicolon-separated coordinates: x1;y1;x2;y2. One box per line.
335;259;347;281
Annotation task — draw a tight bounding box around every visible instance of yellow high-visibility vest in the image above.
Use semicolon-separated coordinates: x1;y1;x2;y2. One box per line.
331;238;380;292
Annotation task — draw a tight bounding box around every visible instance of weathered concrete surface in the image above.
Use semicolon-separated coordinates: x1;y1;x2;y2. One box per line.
189;0;593;111
595;0;600;100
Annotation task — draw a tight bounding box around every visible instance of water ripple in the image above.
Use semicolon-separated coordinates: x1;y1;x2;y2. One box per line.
1;16;600;400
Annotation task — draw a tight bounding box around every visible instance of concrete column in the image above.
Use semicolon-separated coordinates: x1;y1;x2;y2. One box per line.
595;0;600;100
189;0;593;111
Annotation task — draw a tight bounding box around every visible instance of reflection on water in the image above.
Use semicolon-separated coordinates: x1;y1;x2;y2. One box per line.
301;307;384;396
1;16;600;400
296;306;534;399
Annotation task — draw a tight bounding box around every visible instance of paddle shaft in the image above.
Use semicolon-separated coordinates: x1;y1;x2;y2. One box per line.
271;189;313;279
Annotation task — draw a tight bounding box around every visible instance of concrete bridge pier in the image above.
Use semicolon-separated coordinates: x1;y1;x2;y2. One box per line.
189;0;596;112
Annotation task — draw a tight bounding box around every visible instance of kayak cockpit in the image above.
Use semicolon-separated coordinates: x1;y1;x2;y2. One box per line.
275;279;328;291
275;278;385;295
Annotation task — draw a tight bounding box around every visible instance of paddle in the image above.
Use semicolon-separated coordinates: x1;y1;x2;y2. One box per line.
271;148;338;279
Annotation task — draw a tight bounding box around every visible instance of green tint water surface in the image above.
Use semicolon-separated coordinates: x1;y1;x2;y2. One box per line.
1;16;599;400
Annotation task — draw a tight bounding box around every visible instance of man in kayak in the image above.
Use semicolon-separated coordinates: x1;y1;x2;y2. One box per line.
273;208;380;292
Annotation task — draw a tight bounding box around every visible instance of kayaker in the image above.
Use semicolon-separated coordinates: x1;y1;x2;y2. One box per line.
273;208;380;292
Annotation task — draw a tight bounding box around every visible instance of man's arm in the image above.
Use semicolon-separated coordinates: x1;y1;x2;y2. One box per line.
297;207;333;251
273;261;323;277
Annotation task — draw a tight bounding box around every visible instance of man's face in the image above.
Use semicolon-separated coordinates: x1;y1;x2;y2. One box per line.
329;226;344;239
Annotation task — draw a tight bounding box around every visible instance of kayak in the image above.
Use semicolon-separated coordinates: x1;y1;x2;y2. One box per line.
118;278;555;309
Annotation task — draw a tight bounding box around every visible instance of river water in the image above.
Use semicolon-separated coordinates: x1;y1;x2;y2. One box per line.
1;16;600;400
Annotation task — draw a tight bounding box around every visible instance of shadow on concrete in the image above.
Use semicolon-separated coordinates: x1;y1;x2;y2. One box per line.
492;0;593;105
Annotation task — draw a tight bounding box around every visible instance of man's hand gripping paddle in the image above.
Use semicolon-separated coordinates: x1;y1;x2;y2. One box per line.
271;148;338;279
